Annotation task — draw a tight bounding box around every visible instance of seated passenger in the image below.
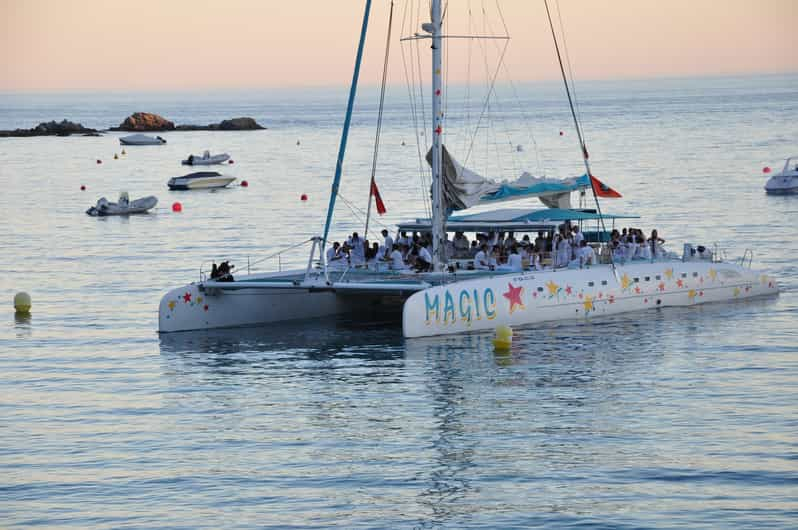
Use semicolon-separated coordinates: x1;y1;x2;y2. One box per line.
415;243;433;272
506;245;523;272
577;240;597;267
386;243;408;271
473;244;491;270
326;241;343;265
647;229;665;258
453;231;470;257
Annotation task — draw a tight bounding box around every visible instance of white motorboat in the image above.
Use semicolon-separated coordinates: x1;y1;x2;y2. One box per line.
168;171;236;190
119;134;166;145
764;156;798;194
86;192;157;216
182;151;231;166
157;0;779;336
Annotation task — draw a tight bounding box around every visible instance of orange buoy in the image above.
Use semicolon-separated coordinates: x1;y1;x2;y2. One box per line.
300;194;308;201
172;202;183;212
240;180;249;187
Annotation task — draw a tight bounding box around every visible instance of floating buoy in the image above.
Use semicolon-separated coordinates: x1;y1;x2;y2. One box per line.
121;149;126;155
401;140;406;146
559;131;564;136
172;202;182;213
492;325;513;352
300;193;308;201
296;140;301;146
240;180;249;187
228;159;235;164
80;185;86;191
96;159;102;164
763;166;771;174
14;292;31;314
516;144;523;152
113;153;119;160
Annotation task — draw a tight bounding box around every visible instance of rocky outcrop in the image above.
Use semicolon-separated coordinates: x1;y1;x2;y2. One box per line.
112;112;175;131
175;117;266;131
0;119;99;137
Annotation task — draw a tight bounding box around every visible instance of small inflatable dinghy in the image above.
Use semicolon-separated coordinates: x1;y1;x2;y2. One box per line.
182;150;231;165
86;192;158;216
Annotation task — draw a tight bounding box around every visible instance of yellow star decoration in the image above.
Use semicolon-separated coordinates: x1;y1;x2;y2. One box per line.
664;268;674;280
733;287;741;297
760;274;768;284
196;296;203;303
708;268;717;281
688;289;696;299
168;300;176;311
546;280;560;296
583;295;594;312
620;273;632;290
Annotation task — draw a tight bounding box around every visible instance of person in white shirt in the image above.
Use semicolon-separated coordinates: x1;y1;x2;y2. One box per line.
381;229;393;253
347;232;365;266
326;242;343;268
572;225;584;248
577;240;597;267
506;245;523;272
555;228;571;268
415;244;433;272
385;244;408;271
473;244;491;270
453;231;470;257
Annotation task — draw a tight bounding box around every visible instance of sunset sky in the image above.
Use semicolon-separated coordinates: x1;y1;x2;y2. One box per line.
2;0;796;92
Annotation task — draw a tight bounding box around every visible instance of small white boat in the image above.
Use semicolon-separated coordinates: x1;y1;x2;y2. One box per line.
764;156;798;195
119;134;167;146
182;151;231;166
86;192;158;216
168;171;236;190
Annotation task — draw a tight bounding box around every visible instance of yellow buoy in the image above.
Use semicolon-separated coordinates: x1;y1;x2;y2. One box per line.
492;324;513;351
14;292;31;314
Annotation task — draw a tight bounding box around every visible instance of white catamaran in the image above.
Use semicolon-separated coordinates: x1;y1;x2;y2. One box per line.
158;0;778;337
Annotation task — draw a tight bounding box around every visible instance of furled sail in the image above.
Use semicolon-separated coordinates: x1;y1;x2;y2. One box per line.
427;146;590;211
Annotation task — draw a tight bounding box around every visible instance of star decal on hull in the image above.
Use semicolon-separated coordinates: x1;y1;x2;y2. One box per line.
502;282;525;314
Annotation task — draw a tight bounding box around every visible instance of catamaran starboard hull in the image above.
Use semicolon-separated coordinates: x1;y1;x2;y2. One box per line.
402;261;778;338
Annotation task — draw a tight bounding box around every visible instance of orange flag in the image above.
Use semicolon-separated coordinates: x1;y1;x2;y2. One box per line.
370;180;387;214
590;174;622;198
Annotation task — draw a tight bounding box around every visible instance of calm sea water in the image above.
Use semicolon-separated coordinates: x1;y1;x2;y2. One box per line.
1;75;797;529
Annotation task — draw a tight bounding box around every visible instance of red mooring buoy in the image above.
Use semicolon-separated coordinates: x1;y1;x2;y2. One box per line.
172;202;183;212
240;180;249;187
300;194;308;201
763;166;772;174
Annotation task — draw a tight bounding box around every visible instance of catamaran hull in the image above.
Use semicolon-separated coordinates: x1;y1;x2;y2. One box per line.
402;261;779;338
158;282;347;333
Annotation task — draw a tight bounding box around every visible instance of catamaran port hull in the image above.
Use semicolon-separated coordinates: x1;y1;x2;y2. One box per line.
402;261;779;338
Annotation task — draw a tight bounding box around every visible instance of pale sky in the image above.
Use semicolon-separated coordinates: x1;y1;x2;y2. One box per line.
1;0;796;92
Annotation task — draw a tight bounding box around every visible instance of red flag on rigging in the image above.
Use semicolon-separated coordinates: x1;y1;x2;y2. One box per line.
590;174;622;198
370;179;387;215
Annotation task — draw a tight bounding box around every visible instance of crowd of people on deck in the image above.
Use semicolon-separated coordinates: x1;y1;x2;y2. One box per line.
324;224;666;273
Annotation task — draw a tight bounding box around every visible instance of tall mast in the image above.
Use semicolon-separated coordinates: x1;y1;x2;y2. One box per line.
321;0;372;258
430;0;445;271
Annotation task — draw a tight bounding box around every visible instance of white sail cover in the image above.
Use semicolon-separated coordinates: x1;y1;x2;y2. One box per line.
427;146;589;211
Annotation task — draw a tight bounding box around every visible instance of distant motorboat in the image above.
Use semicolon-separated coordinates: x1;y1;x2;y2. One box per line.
168;171;236;190
764;156;798;195
86;192;158;216
182;151;231;166
120;134;167;146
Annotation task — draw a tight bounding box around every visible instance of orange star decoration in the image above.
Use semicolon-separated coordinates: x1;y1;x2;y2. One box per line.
676;279;684;288
546;280;560;297
664;268;674;280
168;300;176;311
620;273;632;290
688;289;696;300
582;295;594;312
502;282;525;314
